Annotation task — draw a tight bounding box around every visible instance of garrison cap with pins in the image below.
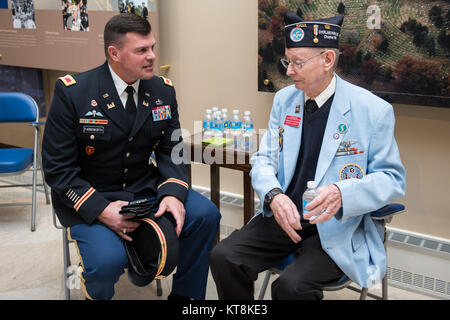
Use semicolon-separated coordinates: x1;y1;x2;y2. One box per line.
284;11;344;48
120;199;179;287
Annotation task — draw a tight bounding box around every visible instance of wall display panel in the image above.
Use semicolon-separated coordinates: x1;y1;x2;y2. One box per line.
258;0;450;108
0;0;159;73
0;65;46;117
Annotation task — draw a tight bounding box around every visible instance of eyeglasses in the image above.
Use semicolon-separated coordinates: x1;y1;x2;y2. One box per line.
280;50;326;70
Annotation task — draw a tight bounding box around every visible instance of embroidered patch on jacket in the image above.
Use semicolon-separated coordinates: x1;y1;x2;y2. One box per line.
339;163;365;180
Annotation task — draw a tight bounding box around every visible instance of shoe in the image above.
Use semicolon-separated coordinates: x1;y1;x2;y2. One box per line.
167;292;191;300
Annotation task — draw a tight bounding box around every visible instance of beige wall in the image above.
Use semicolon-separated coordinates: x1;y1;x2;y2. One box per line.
1;0;449;238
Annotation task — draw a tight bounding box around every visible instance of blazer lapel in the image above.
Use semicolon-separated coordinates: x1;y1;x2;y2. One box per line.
314;75;351;185
130;80;153;137
282;91;304;191
97;62;132;135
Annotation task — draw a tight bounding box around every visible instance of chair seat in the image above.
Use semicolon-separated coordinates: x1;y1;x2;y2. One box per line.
370;203;405;220
0;148;34;173
322;275;352;291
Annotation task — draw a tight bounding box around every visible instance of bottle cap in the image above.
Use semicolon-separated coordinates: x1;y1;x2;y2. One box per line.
206;109;211;113
222;108;228;113
233;109;239;114
307;181;317;188
244;111;250;115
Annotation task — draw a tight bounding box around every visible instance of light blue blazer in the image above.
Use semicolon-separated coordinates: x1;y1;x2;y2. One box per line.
250;75;406;287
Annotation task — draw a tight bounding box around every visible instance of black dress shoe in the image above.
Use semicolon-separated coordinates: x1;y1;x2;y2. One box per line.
167;292;191;300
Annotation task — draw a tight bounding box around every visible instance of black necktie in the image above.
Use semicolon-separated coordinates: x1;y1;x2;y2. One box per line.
125;85;137;122
305;99;318;114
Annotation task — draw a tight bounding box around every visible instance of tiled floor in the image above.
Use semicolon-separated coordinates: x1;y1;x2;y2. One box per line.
0;183;438;300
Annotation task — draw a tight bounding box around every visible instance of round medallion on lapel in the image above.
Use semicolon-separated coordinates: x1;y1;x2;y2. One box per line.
337;123;348;134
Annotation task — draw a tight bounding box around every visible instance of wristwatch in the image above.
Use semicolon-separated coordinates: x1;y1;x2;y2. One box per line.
264;188;283;208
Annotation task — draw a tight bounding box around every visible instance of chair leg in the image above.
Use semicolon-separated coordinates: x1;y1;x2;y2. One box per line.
40;167;50;205
63;228;71;300
382;276;388;300
30;160;37;232
359;287;368;300
257;270;272;300
156;279;162;296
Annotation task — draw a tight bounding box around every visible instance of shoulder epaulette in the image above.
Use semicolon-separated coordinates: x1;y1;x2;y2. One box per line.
160;76;173;87
59;74;77;87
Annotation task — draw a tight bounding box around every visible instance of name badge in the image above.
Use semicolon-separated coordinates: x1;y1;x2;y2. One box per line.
83;126;105;134
152;105;172;122
284;115;301;127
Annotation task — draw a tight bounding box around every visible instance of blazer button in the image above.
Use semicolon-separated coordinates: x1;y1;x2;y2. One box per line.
90;135;95;140
161;130;165;135
124;168;128;174
128;137;134;142
126;152;130;158
123;183;127;188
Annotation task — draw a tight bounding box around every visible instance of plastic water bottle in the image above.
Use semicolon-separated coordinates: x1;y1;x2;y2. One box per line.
303;181;318;220
213;111;224;137
240;111;254;151
202;109;214;140
222;108;231;136
230;109;242;148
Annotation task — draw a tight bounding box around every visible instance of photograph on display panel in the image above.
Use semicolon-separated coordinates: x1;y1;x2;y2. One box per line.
119;0;149;19
258;0;450;107
62;0;89;32
11;0;36;29
0;65;46;118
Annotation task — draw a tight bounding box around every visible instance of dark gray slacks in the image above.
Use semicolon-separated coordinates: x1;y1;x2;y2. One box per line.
210;214;344;300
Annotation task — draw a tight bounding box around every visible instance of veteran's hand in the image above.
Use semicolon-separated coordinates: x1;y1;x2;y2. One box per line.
269;193;302;243
154;196;186;236
97;200;141;241
303;184;342;224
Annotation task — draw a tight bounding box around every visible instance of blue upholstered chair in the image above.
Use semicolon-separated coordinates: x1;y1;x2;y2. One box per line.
257;203;406;300
0;92;50;231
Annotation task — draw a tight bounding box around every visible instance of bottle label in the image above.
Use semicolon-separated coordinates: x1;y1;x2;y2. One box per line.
302;199;311;215
224;120;231;128
303;199;319;220
243;123;253;131
203;121;211;130
231;121;241;129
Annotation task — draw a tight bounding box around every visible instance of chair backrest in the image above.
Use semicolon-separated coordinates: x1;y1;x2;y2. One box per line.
0;92;38;123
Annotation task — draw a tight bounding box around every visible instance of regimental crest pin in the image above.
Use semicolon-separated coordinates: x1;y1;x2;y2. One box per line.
91;100;98;107
85;146;95;156
337;123;348;134
107;102;115;109
155;98;163;106
102;93;109;99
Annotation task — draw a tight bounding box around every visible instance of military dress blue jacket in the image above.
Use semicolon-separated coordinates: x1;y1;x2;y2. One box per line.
250;74;406;287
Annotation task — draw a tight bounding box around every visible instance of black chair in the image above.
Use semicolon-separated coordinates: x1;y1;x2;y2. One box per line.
51;208;163;299
257;203;406;300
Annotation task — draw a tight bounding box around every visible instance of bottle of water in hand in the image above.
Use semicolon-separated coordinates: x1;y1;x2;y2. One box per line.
303;181;318;220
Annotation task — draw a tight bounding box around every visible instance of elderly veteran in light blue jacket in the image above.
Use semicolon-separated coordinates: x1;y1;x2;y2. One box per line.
210;12;406;300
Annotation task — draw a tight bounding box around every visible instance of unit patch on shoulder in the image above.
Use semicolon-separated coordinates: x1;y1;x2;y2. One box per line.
59;75;77;87
161;76;173;87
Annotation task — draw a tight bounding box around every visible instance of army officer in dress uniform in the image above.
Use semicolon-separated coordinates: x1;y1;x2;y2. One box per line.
42;13;221;300
210;12;406;300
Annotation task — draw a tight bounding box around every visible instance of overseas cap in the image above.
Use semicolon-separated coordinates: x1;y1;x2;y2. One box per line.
284;11;344;48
